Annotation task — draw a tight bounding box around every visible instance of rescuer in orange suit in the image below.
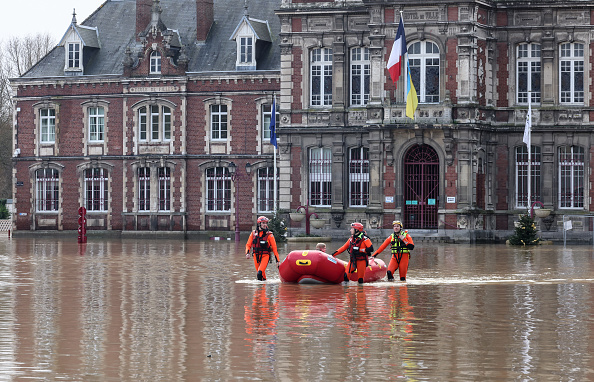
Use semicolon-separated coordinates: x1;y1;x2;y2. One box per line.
372;220;414;281
245;216;280;281
331;222;374;284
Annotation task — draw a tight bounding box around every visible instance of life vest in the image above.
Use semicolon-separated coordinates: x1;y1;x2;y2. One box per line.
348;232;369;261
252;230;272;262
391;232;411;256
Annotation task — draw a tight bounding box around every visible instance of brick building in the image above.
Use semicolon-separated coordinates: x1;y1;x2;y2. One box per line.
11;0;280;233
275;0;594;241
11;0;594;241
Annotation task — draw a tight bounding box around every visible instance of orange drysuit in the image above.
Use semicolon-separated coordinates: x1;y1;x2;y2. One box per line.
374;231;414;281
333;232;374;282
246;229;280;281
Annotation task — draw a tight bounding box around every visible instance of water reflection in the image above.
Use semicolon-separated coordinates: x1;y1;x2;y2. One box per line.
0;238;593;380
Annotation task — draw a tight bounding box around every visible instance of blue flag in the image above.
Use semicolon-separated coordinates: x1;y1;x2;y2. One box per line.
269;97;277;148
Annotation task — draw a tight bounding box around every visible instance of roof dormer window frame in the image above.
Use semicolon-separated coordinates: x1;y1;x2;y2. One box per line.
239;35;254;65
67;42;81;69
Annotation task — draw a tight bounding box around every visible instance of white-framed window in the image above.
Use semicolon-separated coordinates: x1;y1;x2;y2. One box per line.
36;168;59;212
350;47;370;106
408;41;440;103
309;147;332;207
206;167;231;211
258;167;278;213
262;103;278;141
138;167;150;211
311;48;333;107
150;50;162;74
138;105;172;142
240;37;253;63
560;43;584;104
559;146;584;209
40;108;56;143
515;145;541;208
159;167;171;211
85;168;108;211
349;147;369;207
210;104;228;141
68;43;80;68
517;43;541;104
88;107;104;142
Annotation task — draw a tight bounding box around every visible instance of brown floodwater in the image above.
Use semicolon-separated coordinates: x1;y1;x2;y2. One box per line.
0;236;592;381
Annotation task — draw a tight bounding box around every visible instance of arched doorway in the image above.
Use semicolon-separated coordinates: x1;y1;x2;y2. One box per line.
403;144;439;229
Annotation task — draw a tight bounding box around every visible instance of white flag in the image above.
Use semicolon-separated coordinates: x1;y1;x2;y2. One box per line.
523;95;531;146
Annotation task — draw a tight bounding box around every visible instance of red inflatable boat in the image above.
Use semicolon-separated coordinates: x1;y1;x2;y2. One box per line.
279;250;387;284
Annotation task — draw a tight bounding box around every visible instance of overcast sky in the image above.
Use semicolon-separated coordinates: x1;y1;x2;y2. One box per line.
1;1;105;44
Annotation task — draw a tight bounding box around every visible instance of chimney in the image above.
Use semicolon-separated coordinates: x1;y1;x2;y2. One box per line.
196;0;214;41
136;0;153;39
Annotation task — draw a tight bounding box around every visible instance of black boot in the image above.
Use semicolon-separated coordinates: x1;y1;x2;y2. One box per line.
387;270;394;281
257;270;263;281
358;278;364;284
400;277;406;281
343;273;349;282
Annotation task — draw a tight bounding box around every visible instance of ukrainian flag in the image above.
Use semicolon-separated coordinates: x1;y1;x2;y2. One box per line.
405;60;418;120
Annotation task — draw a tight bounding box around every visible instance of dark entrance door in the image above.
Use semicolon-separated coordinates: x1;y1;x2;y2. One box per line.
403;144;439;229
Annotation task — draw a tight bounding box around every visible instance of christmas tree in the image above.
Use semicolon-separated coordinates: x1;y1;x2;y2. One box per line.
508;214;541;246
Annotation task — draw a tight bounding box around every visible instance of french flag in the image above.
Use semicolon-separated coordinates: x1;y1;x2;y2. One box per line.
387;17;407;87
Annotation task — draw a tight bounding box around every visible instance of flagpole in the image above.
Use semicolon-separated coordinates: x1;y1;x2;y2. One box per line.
273;95;278;214
527;92;531;210
400;11;405;101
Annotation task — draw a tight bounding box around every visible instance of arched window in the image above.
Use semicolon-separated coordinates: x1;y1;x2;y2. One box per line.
311;48;333;107
350;47;370;106
150;50;161;74
138;105;171;142
85;168;109;211
36;168;59;212
408;41;440;103
206;167;231;211
517;43;541;104
560;43;584;104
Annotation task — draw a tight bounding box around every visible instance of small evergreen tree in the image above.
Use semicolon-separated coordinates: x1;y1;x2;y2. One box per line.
509;214;541;246
268;212;287;243
0;200;7;219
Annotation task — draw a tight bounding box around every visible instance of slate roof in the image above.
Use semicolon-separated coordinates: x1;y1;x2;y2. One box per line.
22;0;281;78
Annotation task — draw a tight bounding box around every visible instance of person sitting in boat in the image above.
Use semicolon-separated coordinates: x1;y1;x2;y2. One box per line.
245;216;280;281
315;243;327;253
331;222;374;284
372;220;414;281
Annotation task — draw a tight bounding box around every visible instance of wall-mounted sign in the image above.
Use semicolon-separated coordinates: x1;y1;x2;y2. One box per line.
447;196;456;203
385;196;394;203
16;181;23;187
406;200;418;205
428;199;436;205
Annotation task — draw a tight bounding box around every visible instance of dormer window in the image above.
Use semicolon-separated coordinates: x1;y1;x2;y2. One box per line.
230;14;272;71
59;10;100;75
68;43;81;68
150;51;161;74
240;37;253;64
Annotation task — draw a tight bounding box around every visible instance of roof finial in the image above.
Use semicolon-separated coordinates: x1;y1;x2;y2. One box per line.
72;8;77;24
244;0;248;17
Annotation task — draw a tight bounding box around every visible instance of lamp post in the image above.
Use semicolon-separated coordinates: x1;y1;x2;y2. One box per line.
292;204;320;236
228;162;252;242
